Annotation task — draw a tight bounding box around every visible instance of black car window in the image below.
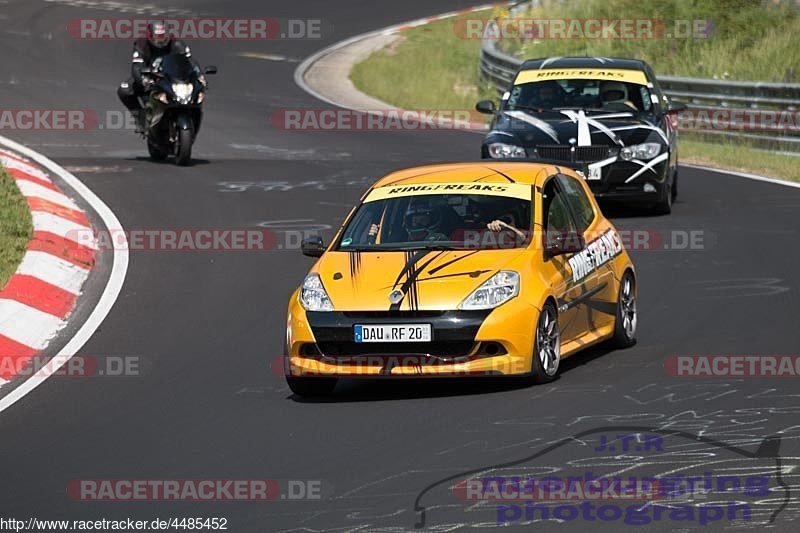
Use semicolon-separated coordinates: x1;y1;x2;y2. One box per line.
506;79;648;112
639;86;653;112
542;178;577;248
556;174;595;233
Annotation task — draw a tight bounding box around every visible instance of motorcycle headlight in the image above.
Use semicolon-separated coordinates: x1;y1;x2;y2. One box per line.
172;82;194;103
459;271;519;310
487;143;527;159
620;142;661;161
300;273;334;312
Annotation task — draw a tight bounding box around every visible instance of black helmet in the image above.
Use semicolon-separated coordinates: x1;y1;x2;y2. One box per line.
404;198;444;240
147;20;171;49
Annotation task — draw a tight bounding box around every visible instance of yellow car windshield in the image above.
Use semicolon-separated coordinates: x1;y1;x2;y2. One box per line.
336;192;532;251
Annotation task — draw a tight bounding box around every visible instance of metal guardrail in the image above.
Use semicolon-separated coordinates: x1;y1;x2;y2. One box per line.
479;20;800;150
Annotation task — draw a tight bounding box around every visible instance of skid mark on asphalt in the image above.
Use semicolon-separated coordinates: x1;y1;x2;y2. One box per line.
238;52;300;63
228;143;351;160
685;278;790;298
257;219;332;232
63;165;133;174
626;382;743;405
218;175;371;193
43;0;199;16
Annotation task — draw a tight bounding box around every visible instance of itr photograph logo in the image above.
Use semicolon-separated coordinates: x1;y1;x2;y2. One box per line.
413;426;792;529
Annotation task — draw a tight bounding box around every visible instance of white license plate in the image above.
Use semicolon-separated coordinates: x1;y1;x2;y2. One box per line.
577;168;602;181
354;324;432;343
586;166;602;180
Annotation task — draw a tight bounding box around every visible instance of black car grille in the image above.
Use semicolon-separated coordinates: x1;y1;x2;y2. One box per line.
316;341;477;358
341;311;445;319
536;145;616;163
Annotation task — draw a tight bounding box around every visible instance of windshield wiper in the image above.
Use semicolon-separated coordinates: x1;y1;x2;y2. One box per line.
554;106;638;114
339;244;459;252
505;104;551;113
396;244;459;251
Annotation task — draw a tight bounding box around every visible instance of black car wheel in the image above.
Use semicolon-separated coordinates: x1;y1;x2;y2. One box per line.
671;169;679;202
653;180;673;215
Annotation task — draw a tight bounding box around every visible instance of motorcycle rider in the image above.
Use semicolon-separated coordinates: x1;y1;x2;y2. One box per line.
117;20;202;134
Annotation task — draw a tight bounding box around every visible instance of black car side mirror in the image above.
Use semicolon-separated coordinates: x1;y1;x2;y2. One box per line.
475;100;496;115
666;99;687;113
301;236;325;258
545;231;585;257
203;66;218;75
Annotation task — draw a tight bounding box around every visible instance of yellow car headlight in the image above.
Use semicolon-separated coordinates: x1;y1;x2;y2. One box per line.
459;270;520;310
300;273;334;312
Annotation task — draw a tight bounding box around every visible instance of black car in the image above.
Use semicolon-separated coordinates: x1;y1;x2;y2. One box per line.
477;57;685;214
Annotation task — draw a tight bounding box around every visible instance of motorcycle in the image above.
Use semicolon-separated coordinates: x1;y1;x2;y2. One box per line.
140;54;217;166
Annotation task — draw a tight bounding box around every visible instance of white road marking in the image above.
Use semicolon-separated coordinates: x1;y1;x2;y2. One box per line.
294;3;500;111
0;134;129;414
681;163;800;189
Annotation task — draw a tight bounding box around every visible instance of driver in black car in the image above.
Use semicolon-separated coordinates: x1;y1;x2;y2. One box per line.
117;21;202;133
535;82;564;109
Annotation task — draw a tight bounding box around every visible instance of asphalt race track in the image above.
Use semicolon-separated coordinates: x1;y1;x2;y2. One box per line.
1;1;799;531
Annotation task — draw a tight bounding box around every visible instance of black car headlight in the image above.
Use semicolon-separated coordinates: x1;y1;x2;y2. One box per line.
620;143;661;161
487;143;527;159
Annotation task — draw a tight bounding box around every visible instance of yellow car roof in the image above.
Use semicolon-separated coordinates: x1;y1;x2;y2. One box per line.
372;162;565;188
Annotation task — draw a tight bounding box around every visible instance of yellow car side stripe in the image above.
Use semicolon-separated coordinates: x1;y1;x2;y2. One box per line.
365;182;532;202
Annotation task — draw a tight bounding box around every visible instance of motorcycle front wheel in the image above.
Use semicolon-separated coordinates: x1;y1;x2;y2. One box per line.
175;127;194;166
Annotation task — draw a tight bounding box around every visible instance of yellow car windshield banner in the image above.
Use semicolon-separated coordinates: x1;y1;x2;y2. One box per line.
365;182;532;202
515;68;648;86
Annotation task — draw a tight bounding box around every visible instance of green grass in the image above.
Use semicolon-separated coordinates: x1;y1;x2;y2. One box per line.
0;167;33;290
351;5;800;181
351;11;495;112
680;137;800;182
500;0;800;82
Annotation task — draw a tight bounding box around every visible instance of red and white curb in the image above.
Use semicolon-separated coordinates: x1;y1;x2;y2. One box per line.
0;149;97;386
0;135;128;413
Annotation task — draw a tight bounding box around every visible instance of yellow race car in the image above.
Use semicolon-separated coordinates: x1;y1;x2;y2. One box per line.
284;162;637;396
